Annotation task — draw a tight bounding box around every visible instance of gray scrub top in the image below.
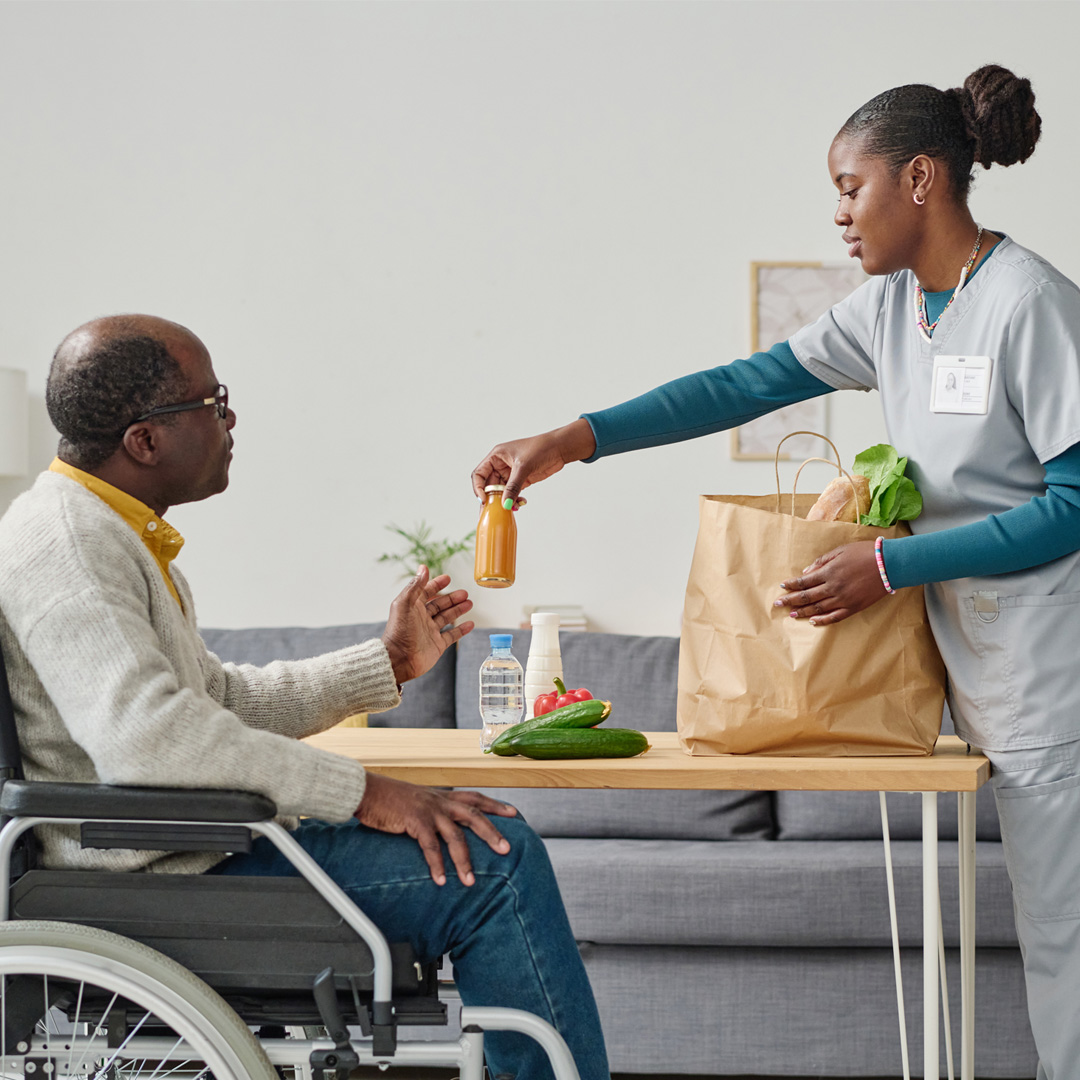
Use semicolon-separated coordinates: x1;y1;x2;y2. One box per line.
789;236;1080;752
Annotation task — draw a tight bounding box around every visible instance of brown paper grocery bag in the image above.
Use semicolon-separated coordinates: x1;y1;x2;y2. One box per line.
676;439;946;756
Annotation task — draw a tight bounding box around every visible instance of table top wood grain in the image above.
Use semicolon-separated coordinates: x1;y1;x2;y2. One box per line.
304;728;990;792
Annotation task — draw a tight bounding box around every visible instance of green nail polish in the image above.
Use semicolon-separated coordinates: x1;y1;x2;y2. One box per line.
503;497;513;510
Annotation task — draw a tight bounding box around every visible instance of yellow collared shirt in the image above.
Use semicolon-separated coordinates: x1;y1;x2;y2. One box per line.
49;458;185;608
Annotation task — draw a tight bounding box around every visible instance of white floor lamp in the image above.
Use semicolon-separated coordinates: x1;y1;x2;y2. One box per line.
0;368;29;478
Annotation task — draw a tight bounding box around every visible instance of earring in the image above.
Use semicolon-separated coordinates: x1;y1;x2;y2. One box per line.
914;192;926;206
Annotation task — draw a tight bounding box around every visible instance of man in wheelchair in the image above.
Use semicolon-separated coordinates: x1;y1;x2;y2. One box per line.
0;314;609;1080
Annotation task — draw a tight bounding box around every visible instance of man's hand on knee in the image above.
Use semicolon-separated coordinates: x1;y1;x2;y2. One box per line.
355;772;517;886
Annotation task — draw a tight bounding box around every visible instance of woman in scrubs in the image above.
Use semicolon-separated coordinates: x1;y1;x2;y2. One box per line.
472;65;1080;1079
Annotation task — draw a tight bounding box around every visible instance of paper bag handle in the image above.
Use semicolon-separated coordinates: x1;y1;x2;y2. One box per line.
772;431;843;513
789;457;866;520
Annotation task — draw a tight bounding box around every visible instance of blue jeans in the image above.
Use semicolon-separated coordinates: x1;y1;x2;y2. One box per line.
209;815;609;1080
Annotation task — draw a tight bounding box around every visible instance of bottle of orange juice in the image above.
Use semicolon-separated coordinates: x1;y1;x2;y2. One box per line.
474;484;517;588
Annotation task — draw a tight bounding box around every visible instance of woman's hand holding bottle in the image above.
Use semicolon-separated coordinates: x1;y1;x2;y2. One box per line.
471;418;598;507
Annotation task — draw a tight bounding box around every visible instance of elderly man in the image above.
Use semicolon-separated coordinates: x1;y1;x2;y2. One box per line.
0;314;609;1080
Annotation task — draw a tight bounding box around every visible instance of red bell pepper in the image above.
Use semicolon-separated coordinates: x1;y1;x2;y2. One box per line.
554;677;593;709
533;687;559;717
533;677;593;716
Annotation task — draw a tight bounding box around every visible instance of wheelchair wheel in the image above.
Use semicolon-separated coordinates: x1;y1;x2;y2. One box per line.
0;920;276;1080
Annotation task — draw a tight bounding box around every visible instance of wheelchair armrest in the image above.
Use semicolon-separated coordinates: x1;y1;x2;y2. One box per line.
0;780;277;823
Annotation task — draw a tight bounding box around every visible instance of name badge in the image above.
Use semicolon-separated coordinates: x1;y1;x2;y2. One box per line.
930;355;993;415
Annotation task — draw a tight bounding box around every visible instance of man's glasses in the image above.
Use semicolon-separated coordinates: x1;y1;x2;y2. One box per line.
126;385;229;430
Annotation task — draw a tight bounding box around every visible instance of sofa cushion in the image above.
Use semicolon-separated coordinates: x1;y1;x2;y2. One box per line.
775;787;1001;842
455;628;775;841
487;786;774;842
199;622;456;729
544;838;1018;948
771;700;1000;841
576;943;1035;1078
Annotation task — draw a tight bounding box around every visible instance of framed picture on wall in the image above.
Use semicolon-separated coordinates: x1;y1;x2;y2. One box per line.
732;261;867;461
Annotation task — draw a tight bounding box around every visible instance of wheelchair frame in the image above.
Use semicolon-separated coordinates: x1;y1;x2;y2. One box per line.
0;639;581;1080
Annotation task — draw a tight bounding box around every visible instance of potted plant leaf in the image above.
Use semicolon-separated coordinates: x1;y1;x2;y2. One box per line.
377;521;476;579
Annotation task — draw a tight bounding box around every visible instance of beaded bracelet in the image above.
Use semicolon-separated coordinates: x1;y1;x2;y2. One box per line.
874;535;897;595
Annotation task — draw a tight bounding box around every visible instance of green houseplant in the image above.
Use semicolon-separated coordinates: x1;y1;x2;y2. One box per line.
377;521;476;579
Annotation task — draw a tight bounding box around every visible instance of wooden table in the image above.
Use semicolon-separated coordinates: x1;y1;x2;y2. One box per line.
308;728;990;1080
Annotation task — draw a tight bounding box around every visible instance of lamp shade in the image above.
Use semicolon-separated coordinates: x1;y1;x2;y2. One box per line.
0;368;29;477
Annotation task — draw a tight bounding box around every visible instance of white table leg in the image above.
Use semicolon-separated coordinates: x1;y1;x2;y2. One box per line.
924;792;939;1080
958;791;976;1080
880;791;911;1080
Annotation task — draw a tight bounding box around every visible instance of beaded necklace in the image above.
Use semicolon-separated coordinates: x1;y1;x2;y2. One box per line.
913;226;983;342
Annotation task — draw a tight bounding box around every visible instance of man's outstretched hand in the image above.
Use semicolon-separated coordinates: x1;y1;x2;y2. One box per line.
382;566;474;685
356;772;518;886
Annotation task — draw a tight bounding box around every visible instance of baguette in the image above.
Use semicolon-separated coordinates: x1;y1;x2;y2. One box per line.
806;474;870;523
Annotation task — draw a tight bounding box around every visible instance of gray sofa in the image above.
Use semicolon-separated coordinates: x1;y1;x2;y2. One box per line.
200;622;1038;1078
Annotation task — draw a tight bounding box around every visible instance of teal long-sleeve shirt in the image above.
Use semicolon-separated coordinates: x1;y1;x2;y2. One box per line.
580;341;1080;590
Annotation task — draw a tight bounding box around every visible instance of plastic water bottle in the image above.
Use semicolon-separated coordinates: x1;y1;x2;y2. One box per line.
479;634;524;749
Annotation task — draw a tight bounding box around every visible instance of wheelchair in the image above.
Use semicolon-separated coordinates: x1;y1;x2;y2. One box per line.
0;640;580;1080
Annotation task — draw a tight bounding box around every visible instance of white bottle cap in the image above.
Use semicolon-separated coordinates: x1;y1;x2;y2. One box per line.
531;612;560;626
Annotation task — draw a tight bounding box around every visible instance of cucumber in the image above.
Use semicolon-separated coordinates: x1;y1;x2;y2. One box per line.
488;698;611;756
506;727;650;760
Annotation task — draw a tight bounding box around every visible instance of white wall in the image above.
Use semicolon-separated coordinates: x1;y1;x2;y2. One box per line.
1;0;1076;636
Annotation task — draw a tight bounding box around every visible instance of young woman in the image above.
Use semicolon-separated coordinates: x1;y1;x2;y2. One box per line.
472;65;1080;1078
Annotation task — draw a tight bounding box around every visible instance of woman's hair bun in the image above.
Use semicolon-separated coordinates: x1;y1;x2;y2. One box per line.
954;64;1041;169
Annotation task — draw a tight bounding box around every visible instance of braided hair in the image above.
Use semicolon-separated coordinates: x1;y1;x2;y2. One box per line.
838;64;1042;201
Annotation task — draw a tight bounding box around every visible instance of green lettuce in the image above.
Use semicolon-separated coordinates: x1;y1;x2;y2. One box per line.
852;444;922;527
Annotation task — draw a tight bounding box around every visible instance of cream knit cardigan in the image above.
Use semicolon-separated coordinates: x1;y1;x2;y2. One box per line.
0;471;402;874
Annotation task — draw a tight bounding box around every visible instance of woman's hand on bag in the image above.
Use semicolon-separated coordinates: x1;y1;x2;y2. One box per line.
471;419;597;507
774;540;887;625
